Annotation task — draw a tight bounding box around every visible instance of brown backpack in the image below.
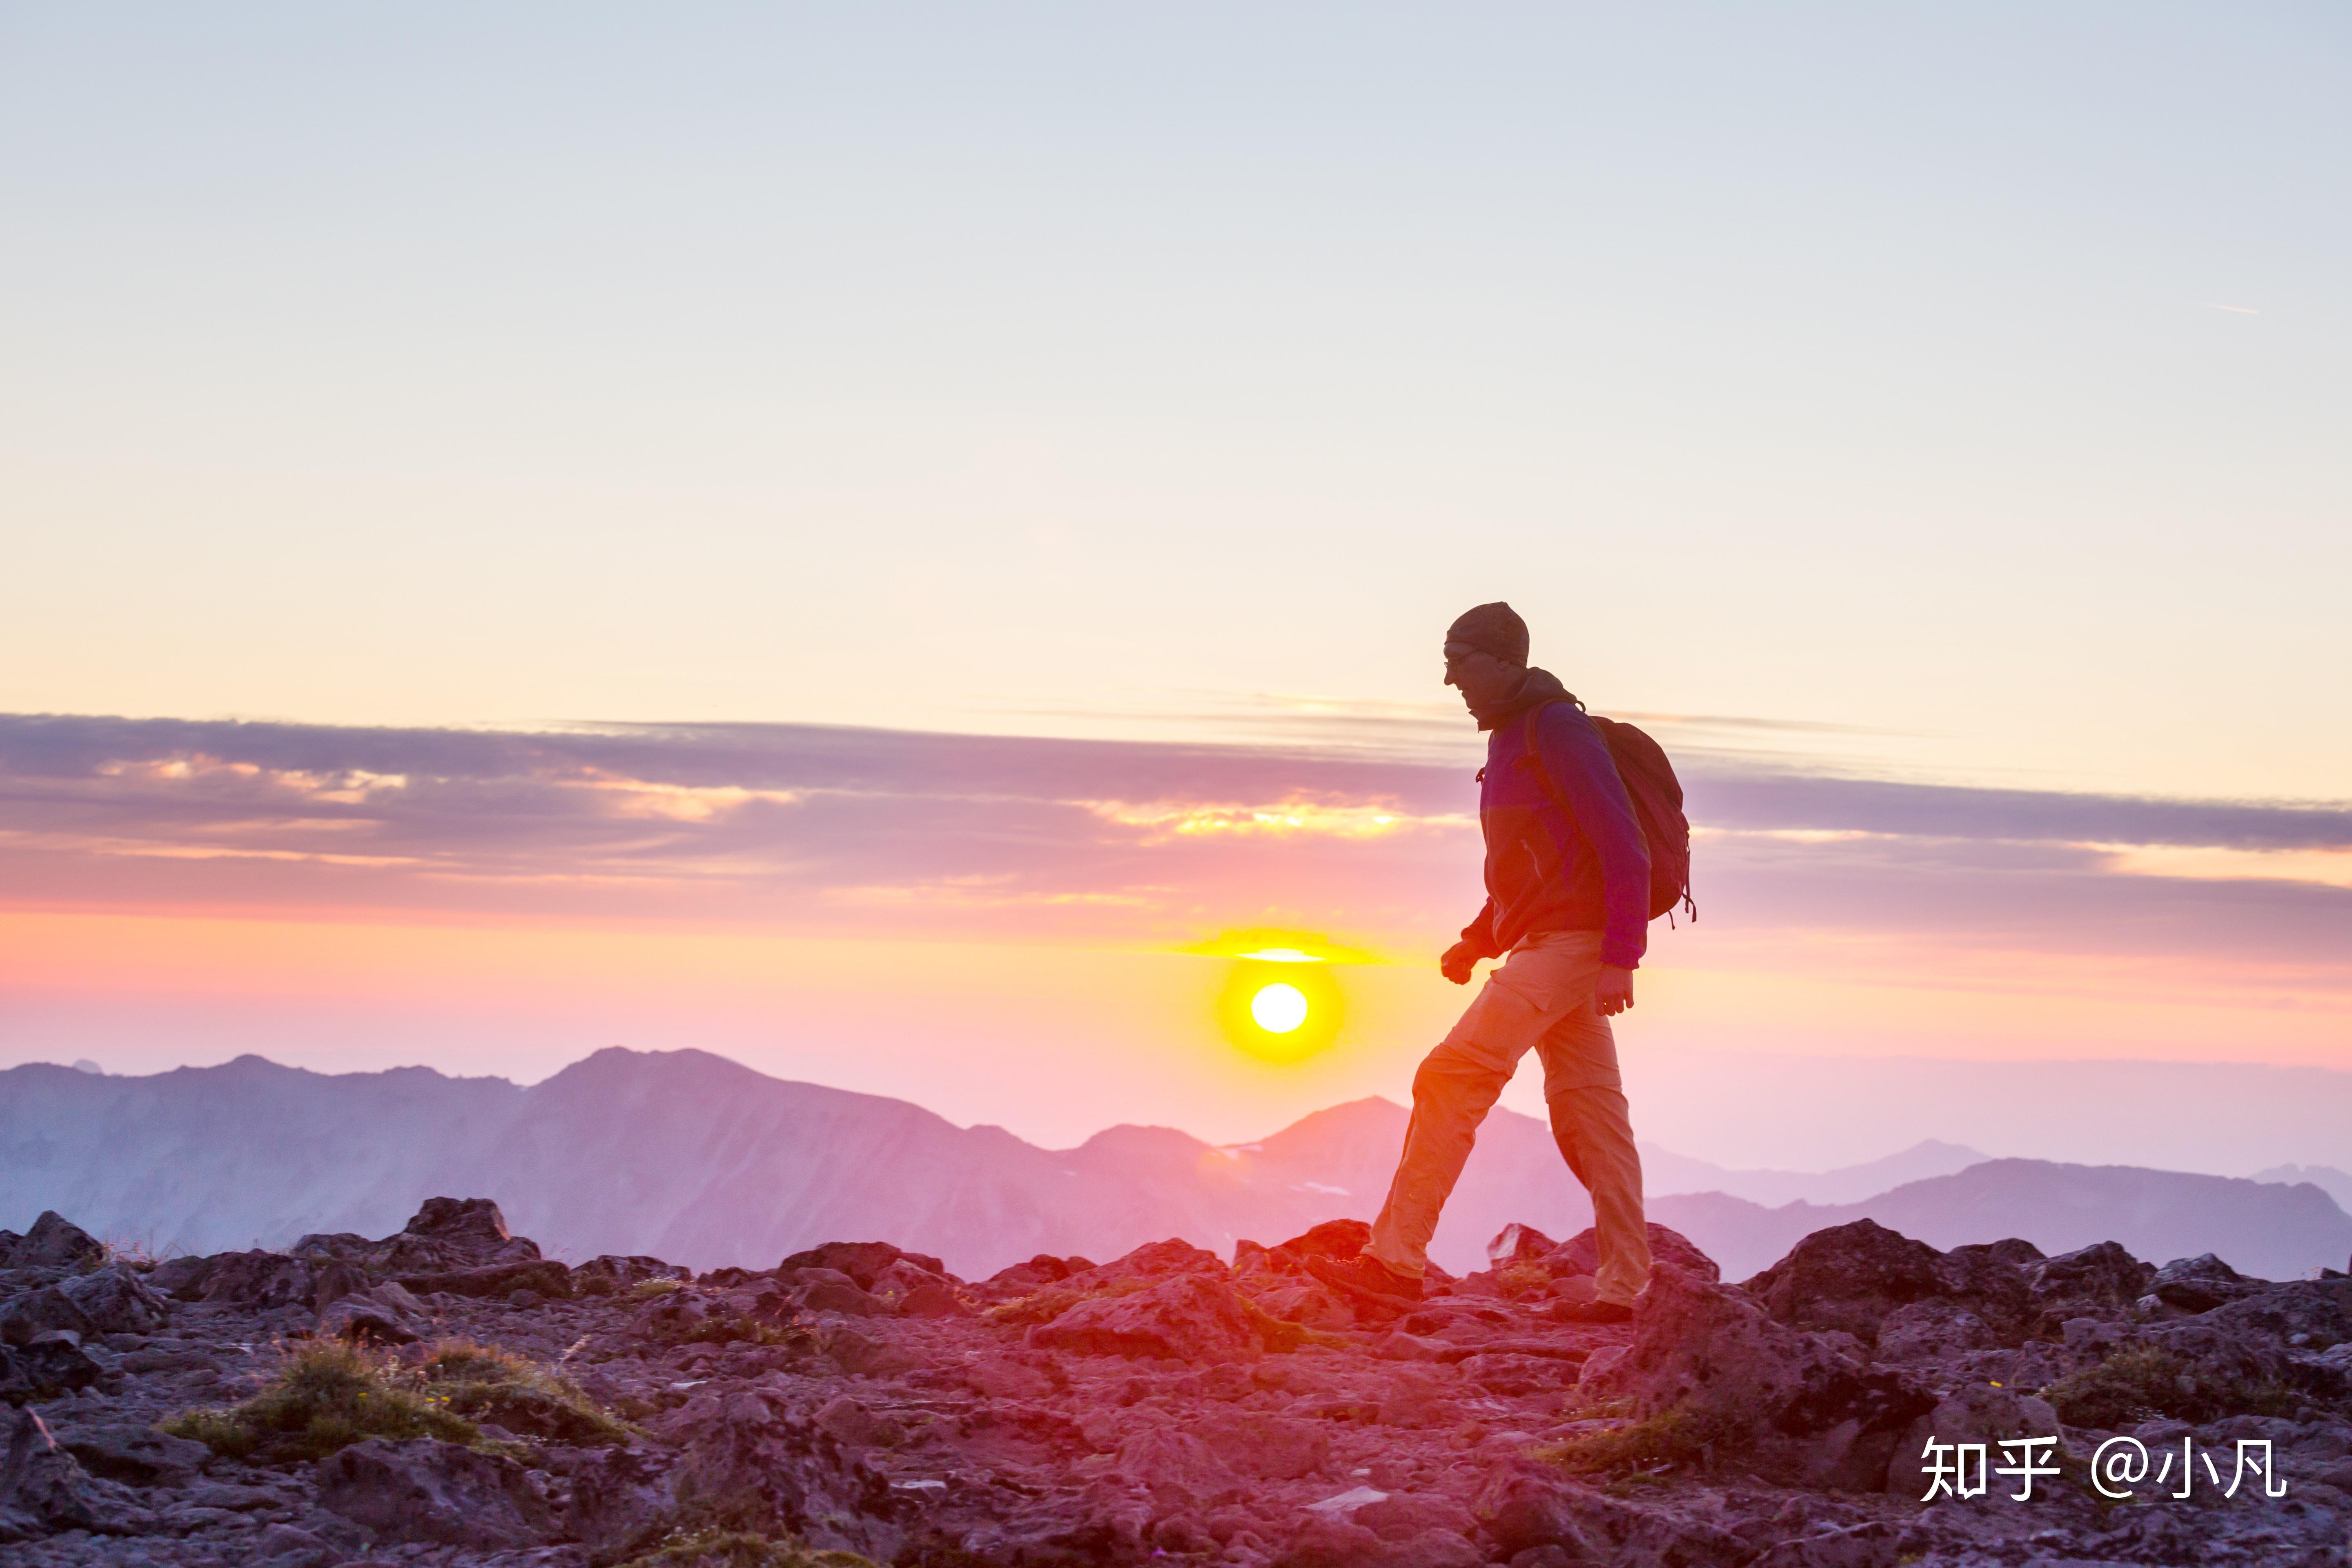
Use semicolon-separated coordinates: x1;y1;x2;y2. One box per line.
1521;702;1697;925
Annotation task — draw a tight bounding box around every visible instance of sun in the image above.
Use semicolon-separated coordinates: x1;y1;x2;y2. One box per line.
1249;982;1310;1034
1213;954;1343;1062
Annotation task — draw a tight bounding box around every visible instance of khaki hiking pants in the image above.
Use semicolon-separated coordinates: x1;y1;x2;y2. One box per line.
1368;929;1652;1306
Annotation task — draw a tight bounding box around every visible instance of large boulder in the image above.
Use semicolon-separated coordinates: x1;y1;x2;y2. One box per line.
1550;1223;1721;1285
0;1408;153;1541
316;1282;432;1345
0;1286;91;1347
1579;1264;1936;1490
1743;1220;1944;1346
2026;1241;2153;1323
0;1214;105;1272
314;1437;555;1548
0;1339;102;1404
58;1267;169;1336
293;1198;540;1276
1029;1272;1260;1362
777;1241;936;1290
2150;1254;2263;1314
177;1252;317;1310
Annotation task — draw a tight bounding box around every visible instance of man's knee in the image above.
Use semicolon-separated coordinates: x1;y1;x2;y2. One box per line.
1411;1041;1508;1108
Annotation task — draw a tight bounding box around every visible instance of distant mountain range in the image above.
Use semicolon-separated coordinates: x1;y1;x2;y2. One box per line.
5;1048;2349;1281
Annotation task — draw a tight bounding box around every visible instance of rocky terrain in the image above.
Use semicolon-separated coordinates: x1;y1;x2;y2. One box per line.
2;1197;2349;1567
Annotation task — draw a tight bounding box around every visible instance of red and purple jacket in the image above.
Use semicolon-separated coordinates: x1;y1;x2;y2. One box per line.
1460;695;1651;970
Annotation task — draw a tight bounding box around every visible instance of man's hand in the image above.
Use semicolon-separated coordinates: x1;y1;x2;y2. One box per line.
1596;964;1635;1016
1441;940;1482;986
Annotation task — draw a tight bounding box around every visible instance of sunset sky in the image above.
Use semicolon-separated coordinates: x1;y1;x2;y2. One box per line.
4;6;2347;1167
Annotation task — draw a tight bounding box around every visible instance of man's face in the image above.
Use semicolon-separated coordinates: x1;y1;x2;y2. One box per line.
1443;641;1521;711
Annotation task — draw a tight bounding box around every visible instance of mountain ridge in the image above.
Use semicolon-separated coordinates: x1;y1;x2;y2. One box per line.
6;1047;2348;1280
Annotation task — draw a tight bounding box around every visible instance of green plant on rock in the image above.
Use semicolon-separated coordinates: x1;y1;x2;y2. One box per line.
629;1277;686;1299
160;1340;479;1463
618;1529;878;1568
2040;1345;2300;1430
1539;1401;1748;1477
418;1339;631;1444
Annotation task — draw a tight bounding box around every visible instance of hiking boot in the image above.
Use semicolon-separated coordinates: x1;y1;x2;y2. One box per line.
1304;1252;1424;1305
1549;1297;1633;1324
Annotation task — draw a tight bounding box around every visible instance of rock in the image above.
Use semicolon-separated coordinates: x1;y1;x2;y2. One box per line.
1031;1271;1259;1361
247;1522;334;1566
1192;1408;1331;1479
314;1437;556;1547
1884;1381;2062;1497
316;1281;430;1344
567;1443;678;1565
1273;1219;1374;1263
58;1266;170;1336
788;1269;885;1316
296;1198;541;1276
1488;1223;1559;1268
894;1280;969;1319
778;1241;904;1290
1376;1368;1461;1429
818;1323;918;1377
2151;1253;2264;1313
0;1408;153;1540
574;1254;690;1293
1254;1281;1354;1328
0;1285;91;1346
1743;1220;1946;1346
0;1339;102;1403
1579;1264;1935;1490
1383;1528;1488;1568
1548;1222;1721;1284
190;1252;317;1309
666;1390;900;1560
56;1423;212;1485
2027;1241;2153;1320
1355;1491;1482;1543
1114;1424;1241;1504
394;1258;573;1300
2;1213;105;1272
982;1256;1069;1295
391;1196;540;1269
1473;1467;1601;1560
143;1254;215;1298
1873;1298;1995;1364
1751;1520;1901;1568
1276;1515;1388;1568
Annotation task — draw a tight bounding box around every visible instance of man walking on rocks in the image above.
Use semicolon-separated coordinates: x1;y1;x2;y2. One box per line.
1309;602;1657;1323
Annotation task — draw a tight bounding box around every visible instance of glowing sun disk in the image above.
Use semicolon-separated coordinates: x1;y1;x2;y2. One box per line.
1250;982;1310;1034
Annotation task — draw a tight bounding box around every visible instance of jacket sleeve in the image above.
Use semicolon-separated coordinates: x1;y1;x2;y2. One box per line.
1538;706;1651;969
1458;899;1502;959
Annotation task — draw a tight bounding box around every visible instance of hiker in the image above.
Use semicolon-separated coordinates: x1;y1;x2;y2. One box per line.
1308;601;1663;1323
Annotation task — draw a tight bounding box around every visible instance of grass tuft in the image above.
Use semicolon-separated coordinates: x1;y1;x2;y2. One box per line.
1538;1402;1749;1477
163;1336;635;1463
161;1340;478;1463
2040;1345;2301;1429
629;1277;686;1300
419;1339;632;1444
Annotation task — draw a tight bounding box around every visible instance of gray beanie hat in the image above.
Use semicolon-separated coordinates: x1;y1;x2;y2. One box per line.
1446;601;1528;667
